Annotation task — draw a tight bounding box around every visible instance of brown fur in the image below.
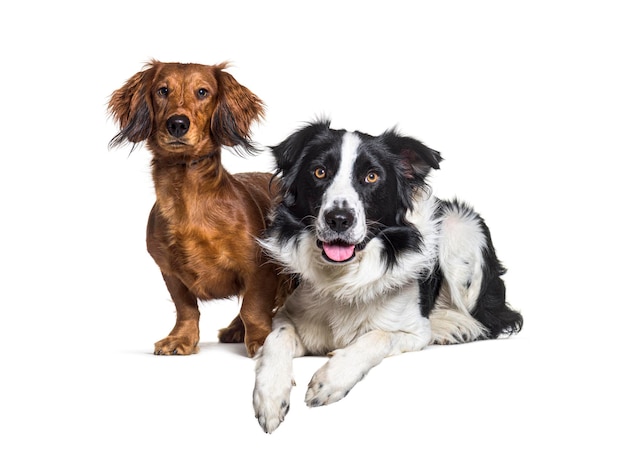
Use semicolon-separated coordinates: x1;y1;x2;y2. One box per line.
108;60;280;356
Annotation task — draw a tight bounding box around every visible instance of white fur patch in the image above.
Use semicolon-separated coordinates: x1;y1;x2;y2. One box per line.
438;203;486;312
429;201;489;343
316;132;367;244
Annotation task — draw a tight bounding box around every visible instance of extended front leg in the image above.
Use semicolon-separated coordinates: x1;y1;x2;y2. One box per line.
253;316;306;433
305;322;431;407
153;273;200;355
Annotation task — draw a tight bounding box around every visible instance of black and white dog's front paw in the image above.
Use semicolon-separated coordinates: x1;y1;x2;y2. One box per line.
253;388;290;434
305;349;366;407
253;361;294;433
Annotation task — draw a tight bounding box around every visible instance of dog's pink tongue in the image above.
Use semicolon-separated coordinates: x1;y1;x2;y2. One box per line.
323;243;355;262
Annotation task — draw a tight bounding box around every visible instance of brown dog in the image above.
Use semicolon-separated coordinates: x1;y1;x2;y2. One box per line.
108;60;280;356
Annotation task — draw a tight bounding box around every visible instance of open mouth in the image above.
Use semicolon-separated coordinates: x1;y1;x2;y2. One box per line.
317;240;364;263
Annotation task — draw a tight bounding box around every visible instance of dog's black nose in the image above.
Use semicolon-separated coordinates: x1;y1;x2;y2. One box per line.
166;115;190;138
325;208;355;233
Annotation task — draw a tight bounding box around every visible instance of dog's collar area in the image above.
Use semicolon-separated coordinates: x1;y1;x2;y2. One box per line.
155;151;217;168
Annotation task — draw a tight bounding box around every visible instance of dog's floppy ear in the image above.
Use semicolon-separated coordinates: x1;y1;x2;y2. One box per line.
382;129;443;181
271;119;332;173
108;61;157;149
211;65;265;153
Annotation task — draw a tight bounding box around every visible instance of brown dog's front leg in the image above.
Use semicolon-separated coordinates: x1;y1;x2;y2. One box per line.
154;273;200;355
239;267;280;357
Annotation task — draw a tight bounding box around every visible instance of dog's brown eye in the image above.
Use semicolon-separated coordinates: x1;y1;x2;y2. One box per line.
157;87;168;97
197;88;210;99
365;172;379;184
314;167;327;179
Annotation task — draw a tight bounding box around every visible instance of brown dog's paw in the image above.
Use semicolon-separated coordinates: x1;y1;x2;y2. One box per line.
218;315;246;344
244;325;272;357
245;340;262;358
154;336;199;355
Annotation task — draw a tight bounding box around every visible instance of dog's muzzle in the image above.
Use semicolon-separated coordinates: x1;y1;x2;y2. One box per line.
318;208;360;263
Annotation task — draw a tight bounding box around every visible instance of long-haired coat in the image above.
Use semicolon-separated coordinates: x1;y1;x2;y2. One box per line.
253;120;523;433
108;60;281;356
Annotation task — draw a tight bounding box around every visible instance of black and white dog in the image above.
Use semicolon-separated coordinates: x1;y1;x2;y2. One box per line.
253;120;523;433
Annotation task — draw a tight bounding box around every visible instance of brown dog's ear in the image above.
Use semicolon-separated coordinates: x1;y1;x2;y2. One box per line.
211;66;265;153
108;62;157;149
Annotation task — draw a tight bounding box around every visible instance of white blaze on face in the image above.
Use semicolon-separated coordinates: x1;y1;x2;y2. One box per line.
316;132;367;261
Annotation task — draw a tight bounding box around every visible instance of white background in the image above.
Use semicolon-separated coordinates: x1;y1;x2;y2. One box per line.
1;1;625;454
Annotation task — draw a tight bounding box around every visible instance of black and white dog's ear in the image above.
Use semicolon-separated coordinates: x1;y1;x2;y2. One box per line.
382;129;443;180
271;119;332;172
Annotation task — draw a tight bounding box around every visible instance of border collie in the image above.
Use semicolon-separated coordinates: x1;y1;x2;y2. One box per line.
253;120;523;433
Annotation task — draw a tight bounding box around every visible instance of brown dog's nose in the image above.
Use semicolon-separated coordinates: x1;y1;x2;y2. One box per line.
166;115;190;138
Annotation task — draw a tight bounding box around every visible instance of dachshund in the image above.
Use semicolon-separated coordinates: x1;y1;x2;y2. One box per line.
108;60;281;357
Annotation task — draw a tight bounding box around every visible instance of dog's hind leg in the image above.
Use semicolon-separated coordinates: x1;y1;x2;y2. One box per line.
218;314;245;344
470;270;523;338
429;292;488;344
153;273;200;355
435;199;522;342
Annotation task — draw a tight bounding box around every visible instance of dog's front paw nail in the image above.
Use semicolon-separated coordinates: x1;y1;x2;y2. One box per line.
154;335;199;355
305;359;357;407
305;381;349;407
254;399;289;434
253;384;291;433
